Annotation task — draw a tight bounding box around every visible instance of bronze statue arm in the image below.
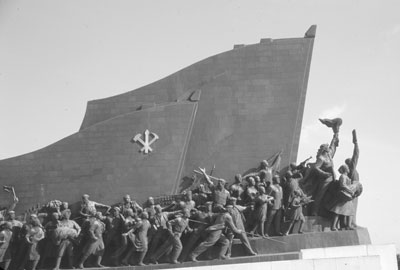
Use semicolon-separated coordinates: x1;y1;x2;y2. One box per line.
329;133;339;158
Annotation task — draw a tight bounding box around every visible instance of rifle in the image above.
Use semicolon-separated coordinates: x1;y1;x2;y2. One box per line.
298;156;312;168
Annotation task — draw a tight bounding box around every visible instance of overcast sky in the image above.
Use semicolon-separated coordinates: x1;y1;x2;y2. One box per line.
1;0;400;250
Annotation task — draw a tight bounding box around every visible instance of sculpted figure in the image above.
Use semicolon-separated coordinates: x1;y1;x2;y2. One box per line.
179;202;213;262
150;209;191;264
19;214;45;270
225;198;257;257
122;212;151;266
302;118;341;216
79;194;111;218
77;212;106;269
229;174;244;203
147;205;180;261
188;205;241;262
265;175;283;236
250;186;273;237
329;164;355;231
103;207;124;266
199;168;230;207
345;129;362;227
192;184;209;206
39;212;60;269
283;190;306;235
242;151;282;185
53;209;81;270
5;209;23;266
119;195;143;217
244;177;259;204
111;208;136;263
0;222;13;270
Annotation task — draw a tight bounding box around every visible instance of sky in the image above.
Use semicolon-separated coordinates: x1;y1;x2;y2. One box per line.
1;0;400;250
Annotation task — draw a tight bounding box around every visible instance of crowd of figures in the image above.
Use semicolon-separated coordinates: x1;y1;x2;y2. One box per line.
0;118;363;270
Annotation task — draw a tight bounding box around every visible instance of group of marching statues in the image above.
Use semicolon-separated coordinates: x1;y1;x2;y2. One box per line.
0;118;362;270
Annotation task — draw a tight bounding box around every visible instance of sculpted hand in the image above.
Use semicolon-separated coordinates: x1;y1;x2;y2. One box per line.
199;167;206;174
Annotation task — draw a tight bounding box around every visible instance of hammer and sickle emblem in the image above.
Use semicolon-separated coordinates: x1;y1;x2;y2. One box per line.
132;129;159;154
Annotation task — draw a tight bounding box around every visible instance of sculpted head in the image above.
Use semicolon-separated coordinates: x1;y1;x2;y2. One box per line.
272;175;280;185
234;174;242;183
123;194;131;203
317;144;329;156
248;177;255;186
339;164;350;174
261;160;269;169
148;197;155;206
140;212;149;220
82;194;90;203
217;179;226;189
8;210;15;220
62;209;71;220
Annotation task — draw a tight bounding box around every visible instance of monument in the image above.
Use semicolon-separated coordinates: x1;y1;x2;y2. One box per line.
1;26;390;270
1;26;316;212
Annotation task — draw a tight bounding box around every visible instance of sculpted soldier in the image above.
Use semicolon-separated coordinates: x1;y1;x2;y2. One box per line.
150;209;191;264
199;167;230;207
225;198;257;257
53;209;81;270
188;205;242;262
147;205;180;261
179;202;213;262
79;194;111;218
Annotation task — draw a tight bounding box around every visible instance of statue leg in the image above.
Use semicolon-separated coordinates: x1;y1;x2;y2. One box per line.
170;234;183;264
331;214;339;231
237;232;257;255
225;233;234;258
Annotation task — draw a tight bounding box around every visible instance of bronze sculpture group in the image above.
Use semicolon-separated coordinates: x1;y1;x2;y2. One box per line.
0;118;362;270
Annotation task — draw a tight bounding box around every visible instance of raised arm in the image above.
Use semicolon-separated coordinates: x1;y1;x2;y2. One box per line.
329;133;339;158
350;129;359;169
198;167;214;187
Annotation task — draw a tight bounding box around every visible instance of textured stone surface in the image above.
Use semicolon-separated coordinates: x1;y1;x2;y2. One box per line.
0;26;316;212
231;227;371;257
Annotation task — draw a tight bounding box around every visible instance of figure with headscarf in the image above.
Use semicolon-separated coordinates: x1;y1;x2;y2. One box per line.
77;212;106;268
121;212;151;266
329;164;355;231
